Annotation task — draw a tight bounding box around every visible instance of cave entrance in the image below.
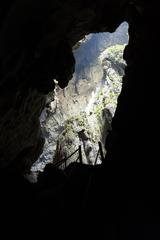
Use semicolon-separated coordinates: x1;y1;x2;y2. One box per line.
32;22;129;172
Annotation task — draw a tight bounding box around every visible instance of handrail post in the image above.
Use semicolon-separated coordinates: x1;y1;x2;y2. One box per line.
79;145;83;164
98;141;105;163
94;149;100;165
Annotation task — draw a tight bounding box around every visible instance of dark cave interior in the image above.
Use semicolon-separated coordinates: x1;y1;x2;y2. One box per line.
0;1;159;239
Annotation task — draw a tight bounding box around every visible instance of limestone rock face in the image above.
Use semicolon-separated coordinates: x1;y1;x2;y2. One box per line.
32;25;128;172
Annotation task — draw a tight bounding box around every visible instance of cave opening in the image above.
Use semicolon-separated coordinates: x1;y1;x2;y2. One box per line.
31;21;129;175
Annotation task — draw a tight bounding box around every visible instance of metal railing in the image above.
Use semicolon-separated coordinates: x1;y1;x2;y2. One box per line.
52;141;105;169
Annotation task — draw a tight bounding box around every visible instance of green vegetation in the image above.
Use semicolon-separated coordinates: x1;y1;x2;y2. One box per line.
106;44;126;64
64;121;74;133
94;102;104;117
74;114;86;127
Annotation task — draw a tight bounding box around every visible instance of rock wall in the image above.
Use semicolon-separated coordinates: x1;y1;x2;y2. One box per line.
105;0;159;221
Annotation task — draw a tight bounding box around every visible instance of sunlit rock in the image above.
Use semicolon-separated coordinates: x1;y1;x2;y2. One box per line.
32;22;128;172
